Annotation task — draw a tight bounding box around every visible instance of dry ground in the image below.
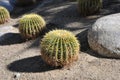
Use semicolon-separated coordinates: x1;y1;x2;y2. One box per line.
0;1;120;80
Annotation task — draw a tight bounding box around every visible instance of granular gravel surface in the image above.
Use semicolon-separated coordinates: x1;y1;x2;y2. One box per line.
0;1;120;80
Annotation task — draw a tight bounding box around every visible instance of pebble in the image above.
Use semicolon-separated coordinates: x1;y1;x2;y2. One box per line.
14;73;21;79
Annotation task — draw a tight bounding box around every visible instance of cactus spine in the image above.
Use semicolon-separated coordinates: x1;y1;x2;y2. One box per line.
41;30;80;67
0;6;10;24
19;14;46;39
78;0;102;16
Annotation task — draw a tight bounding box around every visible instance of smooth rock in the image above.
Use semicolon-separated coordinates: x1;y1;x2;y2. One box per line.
14;73;21;79
88;13;120;58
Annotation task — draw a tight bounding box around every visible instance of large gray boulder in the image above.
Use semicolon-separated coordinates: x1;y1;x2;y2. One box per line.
88;13;120;58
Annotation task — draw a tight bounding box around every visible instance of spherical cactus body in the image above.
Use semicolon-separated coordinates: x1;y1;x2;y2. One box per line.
0;6;10;24
78;0;102;16
19;14;46;39
41;30;80;67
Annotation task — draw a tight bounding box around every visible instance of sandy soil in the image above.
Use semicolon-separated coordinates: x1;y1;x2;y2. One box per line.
0;1;120;80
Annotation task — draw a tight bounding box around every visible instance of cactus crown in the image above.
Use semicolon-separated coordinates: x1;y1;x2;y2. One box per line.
78;0;102;16
19;13;46;39
41;30;80;67
0;6;10;24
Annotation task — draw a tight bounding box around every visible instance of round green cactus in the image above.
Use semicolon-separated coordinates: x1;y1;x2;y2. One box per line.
0;6;10;24
41;30;80;67
77;0;102;16
19;14;46;39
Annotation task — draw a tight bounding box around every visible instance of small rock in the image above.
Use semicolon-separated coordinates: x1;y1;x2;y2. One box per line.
67;68;71;70
14;73;21;79
64;77;67;79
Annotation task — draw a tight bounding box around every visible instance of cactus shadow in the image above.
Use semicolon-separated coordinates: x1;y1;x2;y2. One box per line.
13;23;19;28
7;56;61;73
10;0;43;18
0;33;25;45
46;23;61;31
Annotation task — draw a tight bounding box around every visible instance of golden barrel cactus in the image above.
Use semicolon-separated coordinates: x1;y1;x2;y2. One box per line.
41;30;80;67
19;14;46;39
0;6;10;24
78;0;102;16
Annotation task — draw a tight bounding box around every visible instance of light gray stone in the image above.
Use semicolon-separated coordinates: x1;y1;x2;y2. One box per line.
14;73;21;79
88;13;120;58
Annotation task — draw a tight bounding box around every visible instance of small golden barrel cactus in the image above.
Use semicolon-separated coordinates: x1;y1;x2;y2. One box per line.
41;30;80;67
77;0;102;16
19;14;46;39
0;6;10;24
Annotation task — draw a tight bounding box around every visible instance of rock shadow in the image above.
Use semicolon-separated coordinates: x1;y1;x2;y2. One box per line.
76;29;90;52
86;50;120;60
0;33;25;45
7;56;60;73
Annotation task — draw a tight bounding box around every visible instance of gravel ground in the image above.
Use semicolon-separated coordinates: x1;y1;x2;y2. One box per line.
0;1;120;80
